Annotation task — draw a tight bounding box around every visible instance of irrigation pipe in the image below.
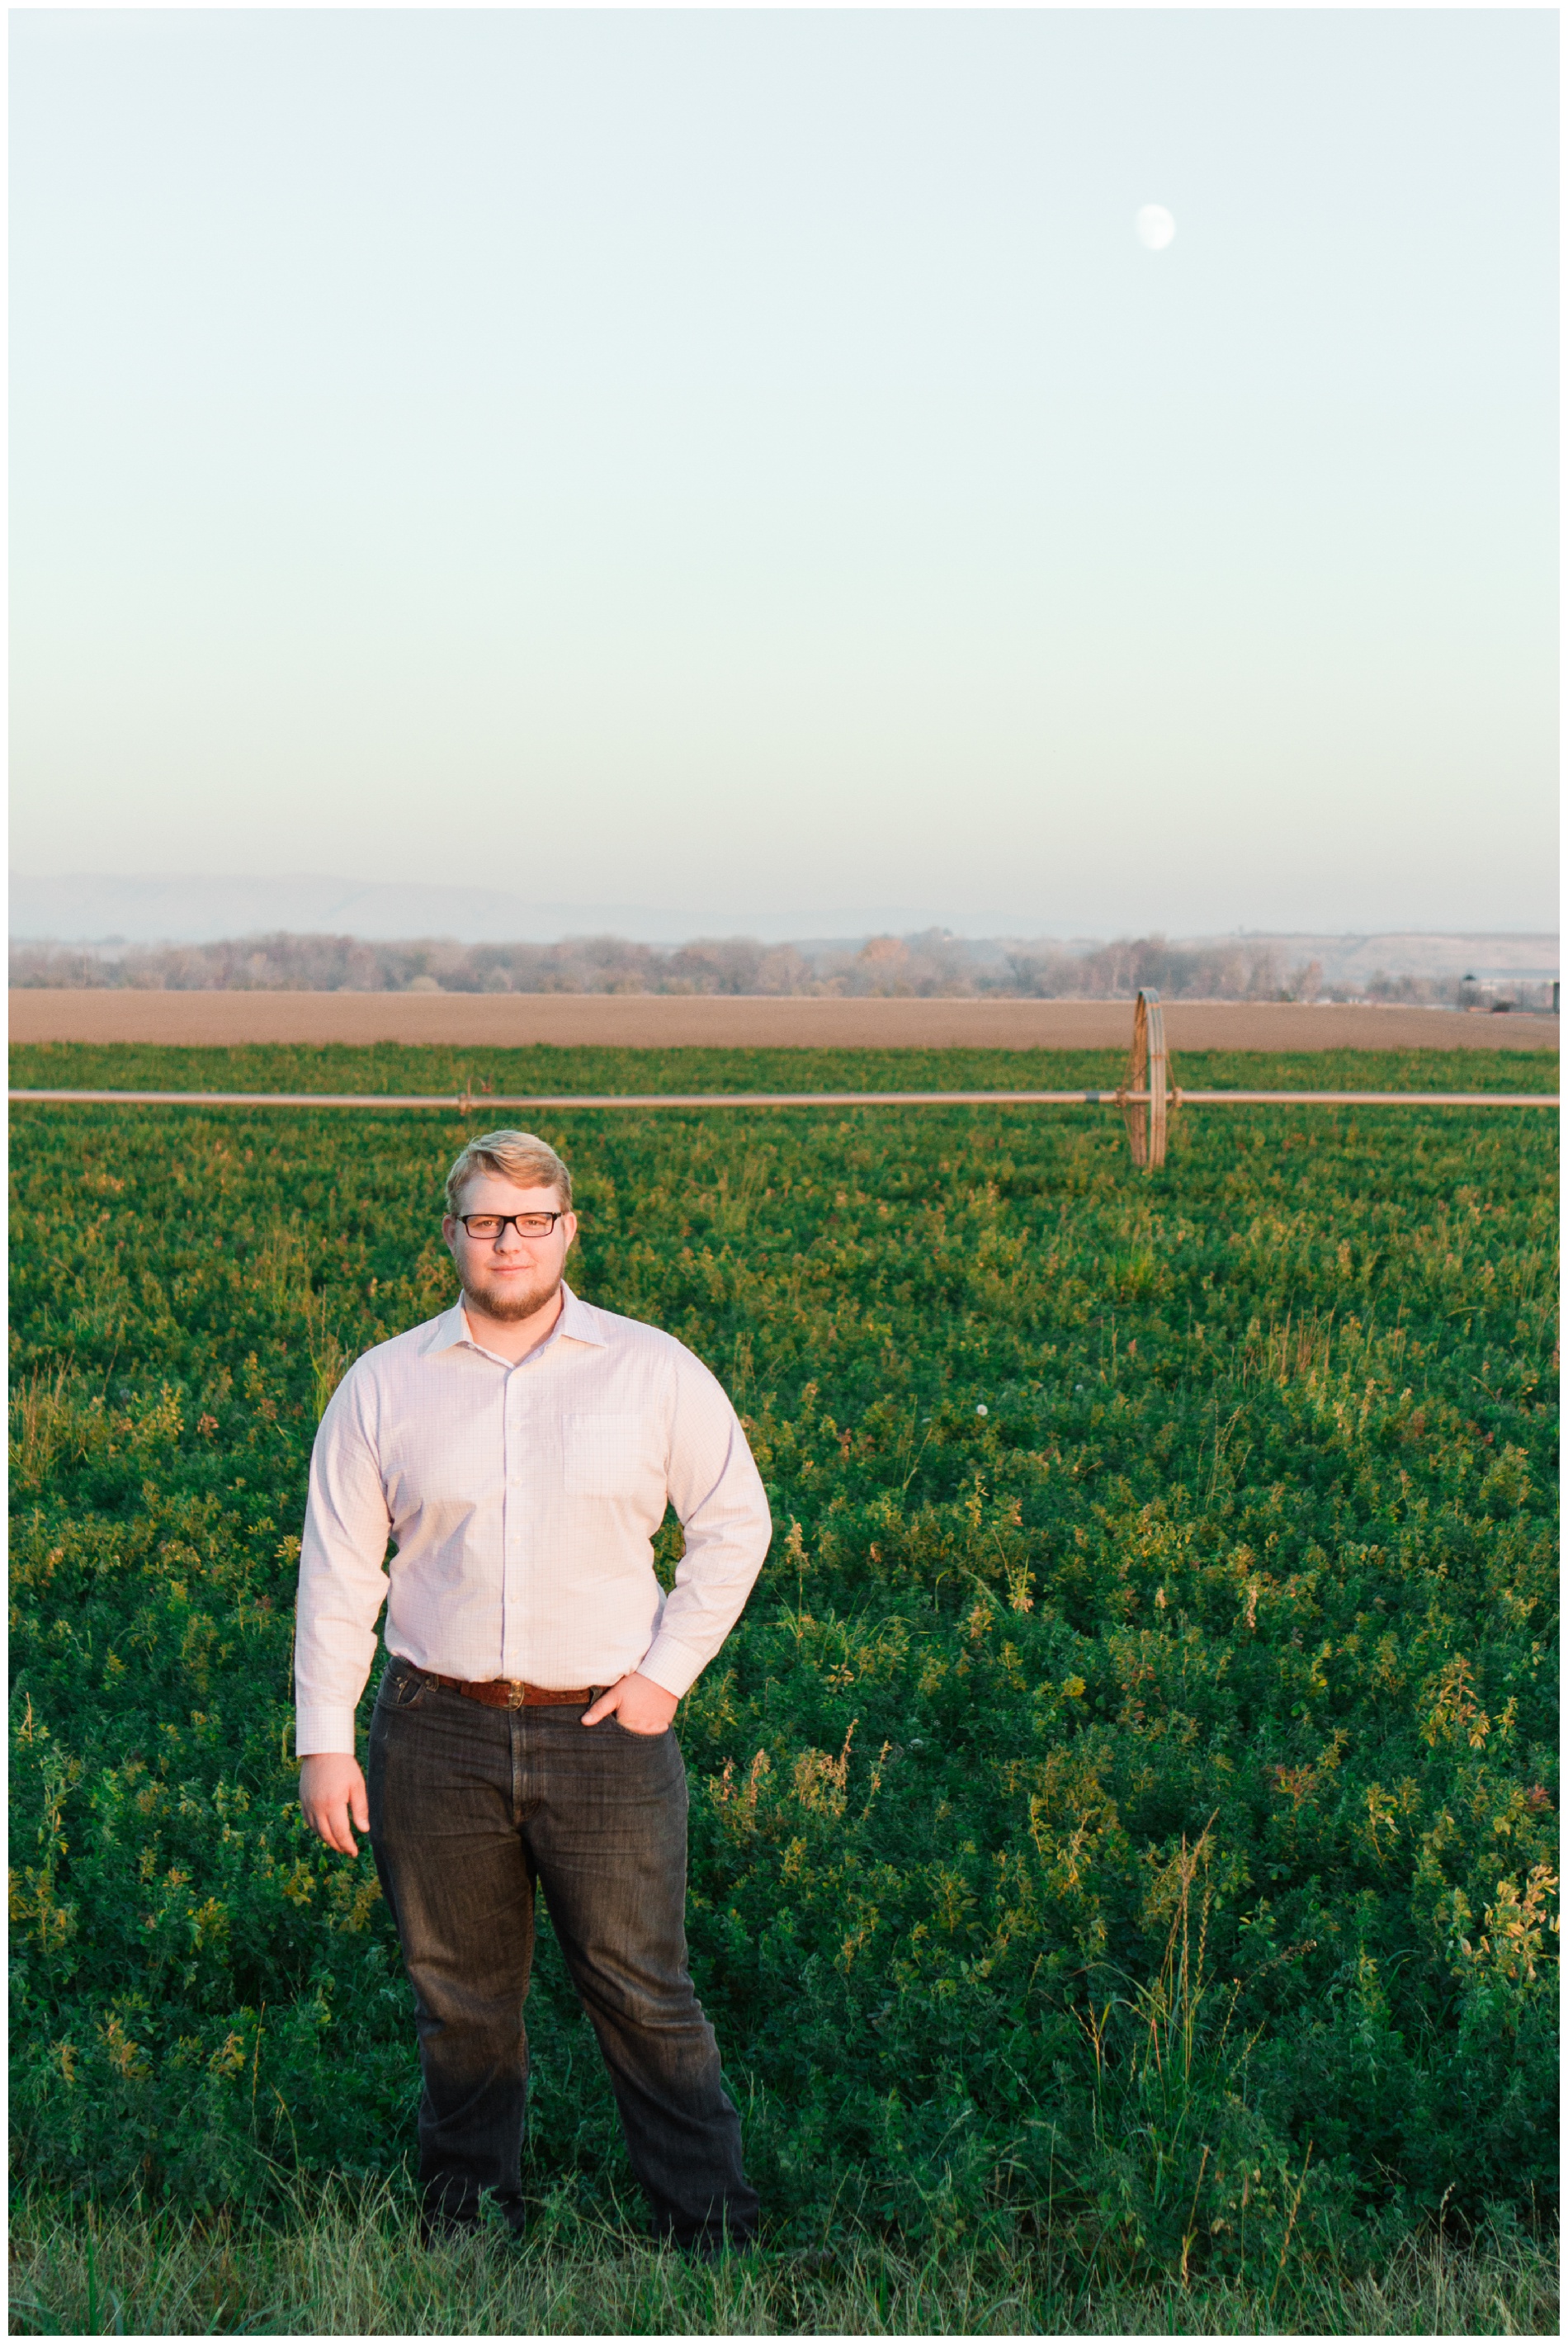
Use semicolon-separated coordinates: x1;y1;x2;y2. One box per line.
7;1087;1557;1111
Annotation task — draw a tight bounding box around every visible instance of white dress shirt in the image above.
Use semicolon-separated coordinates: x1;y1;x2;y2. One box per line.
293;1283;772;1756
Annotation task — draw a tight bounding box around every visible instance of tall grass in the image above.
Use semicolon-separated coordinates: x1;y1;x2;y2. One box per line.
7;2181;1557;2337
9;1852;1556;2335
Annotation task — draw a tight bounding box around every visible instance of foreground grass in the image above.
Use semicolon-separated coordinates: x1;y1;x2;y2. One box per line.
7;2182;1559;2337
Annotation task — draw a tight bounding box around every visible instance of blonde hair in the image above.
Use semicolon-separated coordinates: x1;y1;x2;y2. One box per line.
444;1130;573;1216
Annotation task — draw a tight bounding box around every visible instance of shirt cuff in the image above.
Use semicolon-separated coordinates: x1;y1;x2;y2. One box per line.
295;1707;360;1758
635;1633;706;1701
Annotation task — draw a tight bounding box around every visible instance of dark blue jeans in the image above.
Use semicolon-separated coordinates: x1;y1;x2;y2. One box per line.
367;1656;758;2247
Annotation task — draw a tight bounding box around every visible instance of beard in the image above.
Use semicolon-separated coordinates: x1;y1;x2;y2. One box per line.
459;1261;564;1324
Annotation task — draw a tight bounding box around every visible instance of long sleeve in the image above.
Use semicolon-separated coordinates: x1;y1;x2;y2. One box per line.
636;1351;772;1699
293;1363;394;1756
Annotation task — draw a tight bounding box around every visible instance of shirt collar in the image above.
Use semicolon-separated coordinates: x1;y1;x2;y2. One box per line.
418;1298;472;1357
418;1281;607;1359
556;1283;608;1348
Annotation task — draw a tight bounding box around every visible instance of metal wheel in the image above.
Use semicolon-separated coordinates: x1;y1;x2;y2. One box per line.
1120;988;1174;1169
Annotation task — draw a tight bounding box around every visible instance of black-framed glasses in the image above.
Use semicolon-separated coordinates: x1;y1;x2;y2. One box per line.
457;1211;567;1241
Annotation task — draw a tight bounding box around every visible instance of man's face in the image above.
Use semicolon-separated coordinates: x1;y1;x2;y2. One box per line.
442;1173;578;1324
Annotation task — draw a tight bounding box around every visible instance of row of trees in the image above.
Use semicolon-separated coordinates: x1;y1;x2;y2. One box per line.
9;928;1481;1003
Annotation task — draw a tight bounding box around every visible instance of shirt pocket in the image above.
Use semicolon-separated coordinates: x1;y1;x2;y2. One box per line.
562;1411;664;1505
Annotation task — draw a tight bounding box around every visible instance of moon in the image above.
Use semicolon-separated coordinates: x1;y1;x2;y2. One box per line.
1136;204;1176;252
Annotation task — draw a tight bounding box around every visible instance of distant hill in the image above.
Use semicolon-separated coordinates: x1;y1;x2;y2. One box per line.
9;921;1559;1009
1180;933;1560;985
7;876;1559;990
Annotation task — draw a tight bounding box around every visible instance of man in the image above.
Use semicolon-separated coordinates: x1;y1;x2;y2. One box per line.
295;1128;771;2251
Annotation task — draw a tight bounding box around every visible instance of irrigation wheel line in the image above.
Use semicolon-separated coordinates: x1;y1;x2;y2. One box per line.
10;1087;1557;1112
7;994;1558;1168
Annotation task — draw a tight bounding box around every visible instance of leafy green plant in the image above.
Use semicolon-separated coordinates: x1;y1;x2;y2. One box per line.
8;1042;1558;2284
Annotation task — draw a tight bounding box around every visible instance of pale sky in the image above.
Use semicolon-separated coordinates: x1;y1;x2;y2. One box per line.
10;8;1559;937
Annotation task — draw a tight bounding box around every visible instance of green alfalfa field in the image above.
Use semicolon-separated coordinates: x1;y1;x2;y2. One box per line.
8;1042;1560;2332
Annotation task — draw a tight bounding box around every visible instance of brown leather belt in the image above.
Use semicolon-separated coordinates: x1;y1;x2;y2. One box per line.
423;1672;600;1710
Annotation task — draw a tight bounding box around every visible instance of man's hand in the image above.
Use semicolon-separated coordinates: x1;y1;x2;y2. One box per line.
300;1753;370;1853
582;1671;678;1736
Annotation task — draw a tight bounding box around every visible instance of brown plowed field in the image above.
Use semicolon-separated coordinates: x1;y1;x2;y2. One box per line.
8;990;1557;1051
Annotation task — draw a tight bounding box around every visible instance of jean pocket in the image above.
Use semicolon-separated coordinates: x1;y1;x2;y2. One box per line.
609;1716;672;1739
377;1665;428;1713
